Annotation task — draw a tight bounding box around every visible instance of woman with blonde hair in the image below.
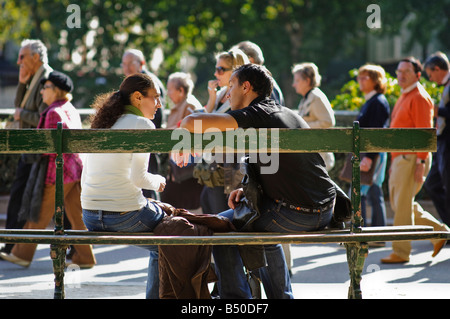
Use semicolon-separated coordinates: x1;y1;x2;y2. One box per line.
205;48;250;113
292;62;336;170
198;48;250;216
356;63;390;233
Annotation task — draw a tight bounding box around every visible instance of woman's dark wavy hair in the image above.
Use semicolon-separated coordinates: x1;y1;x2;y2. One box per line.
90;73;155;128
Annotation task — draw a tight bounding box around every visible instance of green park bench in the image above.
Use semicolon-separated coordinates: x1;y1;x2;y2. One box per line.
0;121;448;299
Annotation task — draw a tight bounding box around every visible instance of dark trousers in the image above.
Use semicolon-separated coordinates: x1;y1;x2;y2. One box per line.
424;137;450;226
2;157;74;254
2;158;31;253
200;186;228;215
361;184;387;227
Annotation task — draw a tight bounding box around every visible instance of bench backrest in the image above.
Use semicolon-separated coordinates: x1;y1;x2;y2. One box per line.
0;122;436;233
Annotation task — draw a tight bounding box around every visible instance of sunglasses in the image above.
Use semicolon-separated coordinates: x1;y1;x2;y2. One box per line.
215;66;232;75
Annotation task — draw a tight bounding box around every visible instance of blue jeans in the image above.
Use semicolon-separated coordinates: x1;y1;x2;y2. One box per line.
360;153;387;227
82;200;165;299
212;197;333;299
361;184;387;227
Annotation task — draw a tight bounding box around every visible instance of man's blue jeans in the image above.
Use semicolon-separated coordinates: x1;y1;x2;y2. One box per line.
82;200;165;299
213;197;333;299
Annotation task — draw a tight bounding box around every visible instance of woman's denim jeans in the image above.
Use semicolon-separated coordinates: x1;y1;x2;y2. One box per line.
212;197;333;299
82;200;165;299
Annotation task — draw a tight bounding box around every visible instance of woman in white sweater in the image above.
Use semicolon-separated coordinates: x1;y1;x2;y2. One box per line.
292;62;336;170
81;73;166;298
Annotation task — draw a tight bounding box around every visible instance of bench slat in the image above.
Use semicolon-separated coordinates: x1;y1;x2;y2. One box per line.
0;225;435;236
0;231;447;246
0;128;436;154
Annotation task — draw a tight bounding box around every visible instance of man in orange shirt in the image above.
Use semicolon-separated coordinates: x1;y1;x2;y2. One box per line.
381;57;449;264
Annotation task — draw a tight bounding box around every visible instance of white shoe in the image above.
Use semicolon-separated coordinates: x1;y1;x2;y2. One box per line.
65;261;95;269
0;252;31;267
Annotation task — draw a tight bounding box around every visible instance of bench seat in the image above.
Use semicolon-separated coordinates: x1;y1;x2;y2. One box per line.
1;226;448;246
0;123;446;299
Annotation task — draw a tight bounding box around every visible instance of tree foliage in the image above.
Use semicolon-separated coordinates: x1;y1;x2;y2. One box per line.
1;0;449;109
331;69;443;111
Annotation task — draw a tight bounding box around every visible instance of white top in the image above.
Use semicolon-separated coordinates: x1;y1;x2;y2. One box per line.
81;114;166;212
297;87;335;128
364;90;377;101
214;87;231;113
401;81;418;94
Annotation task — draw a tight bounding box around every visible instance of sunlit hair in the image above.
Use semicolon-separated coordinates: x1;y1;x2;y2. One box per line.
123;49;146;64
21;39;48;64
234;40;265;65
358;64;387;94
401;56;422;74
215;48;250;70
291;62;322;88
168;72;194;96
90;73;155;128
51;86;73;102
424;51;450;71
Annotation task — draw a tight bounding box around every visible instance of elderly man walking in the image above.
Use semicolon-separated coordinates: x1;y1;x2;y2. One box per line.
0;39;52;255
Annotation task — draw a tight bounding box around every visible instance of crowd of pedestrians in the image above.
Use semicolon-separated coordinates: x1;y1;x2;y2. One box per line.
0;38;449;299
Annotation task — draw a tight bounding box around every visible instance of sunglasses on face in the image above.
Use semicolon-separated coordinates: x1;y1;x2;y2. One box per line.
215;66;232;75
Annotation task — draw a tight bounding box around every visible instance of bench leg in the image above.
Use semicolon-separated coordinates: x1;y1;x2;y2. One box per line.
50;244;67;299
345;242;368;299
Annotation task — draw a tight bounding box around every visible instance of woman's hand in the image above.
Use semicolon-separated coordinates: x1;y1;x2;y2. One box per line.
157;182;166;192
207;79;219;94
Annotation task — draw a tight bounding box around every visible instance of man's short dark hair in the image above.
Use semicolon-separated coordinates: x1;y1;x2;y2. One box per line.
401;56;423;74
232;64;273;98
424;53;450;71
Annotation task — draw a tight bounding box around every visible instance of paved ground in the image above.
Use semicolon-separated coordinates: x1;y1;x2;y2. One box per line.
1;239;450;299
1;196;449;300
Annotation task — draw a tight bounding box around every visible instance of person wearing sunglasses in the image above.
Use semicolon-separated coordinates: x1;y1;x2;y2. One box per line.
0;39;53;257
196;49;250;253
205;48;250;113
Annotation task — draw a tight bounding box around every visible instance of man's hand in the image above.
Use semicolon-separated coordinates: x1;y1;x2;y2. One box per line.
360;156;373;172
228;188;244;210
414;162;426;184
19;65;32;84
170;152;200;168
13;108;22;121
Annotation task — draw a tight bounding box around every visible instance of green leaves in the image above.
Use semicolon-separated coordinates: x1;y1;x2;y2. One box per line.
331;69;443;111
